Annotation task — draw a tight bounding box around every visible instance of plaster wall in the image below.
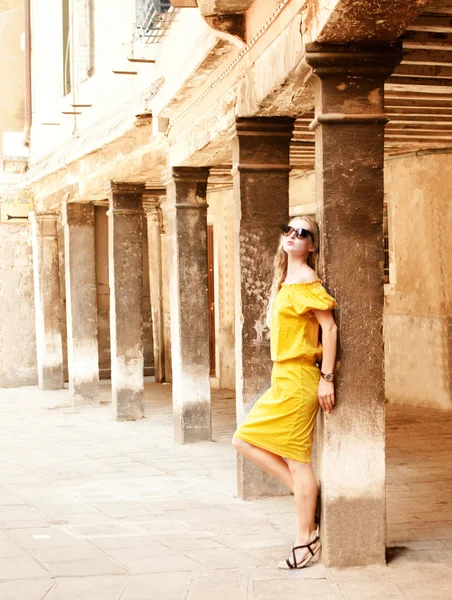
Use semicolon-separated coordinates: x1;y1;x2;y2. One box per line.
384;152;452;410
0;222;37;387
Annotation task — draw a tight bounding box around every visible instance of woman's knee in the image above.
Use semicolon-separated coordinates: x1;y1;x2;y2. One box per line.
287;459;311;476
232;435;249;454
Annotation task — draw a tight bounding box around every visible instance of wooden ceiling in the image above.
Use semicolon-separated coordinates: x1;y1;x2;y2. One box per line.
291;1;452;169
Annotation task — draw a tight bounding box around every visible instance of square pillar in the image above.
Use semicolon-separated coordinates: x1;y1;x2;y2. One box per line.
30;212;64;390
305;42;402;567
166;167;211;443
62;201;99;404
143;191;166;383
106;182;145;421
231;117;294;499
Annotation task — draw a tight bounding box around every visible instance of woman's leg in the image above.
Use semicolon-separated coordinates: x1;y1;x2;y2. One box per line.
287;459;318;545
232;436;294;492
277;459;320;569
288;460;318;540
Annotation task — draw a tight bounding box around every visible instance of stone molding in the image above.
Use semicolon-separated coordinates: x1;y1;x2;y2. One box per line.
305;42;403;78
231;117;294;174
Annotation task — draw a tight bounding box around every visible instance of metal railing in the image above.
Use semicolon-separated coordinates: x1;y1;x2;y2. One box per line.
136;0;175;43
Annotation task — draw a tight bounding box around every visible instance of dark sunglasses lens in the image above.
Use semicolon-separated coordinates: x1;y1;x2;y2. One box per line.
296;228;309;239
281;225;293;236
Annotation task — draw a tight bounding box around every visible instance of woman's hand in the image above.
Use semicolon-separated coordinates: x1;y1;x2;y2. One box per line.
318;378;335;414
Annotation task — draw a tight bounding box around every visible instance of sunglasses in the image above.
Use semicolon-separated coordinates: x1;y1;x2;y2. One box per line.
281;224;314;242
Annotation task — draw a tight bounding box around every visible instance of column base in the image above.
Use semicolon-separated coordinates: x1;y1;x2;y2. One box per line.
173;405;211;444
70;384;99;407
320;495;386;568
113;390;145;421
237;455;290;500
39;366;64;391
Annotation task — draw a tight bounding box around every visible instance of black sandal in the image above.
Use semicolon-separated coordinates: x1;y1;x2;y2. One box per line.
278;530;321;570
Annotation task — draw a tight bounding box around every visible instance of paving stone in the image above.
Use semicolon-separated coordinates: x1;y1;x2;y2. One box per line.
92;535;163;551
44;575;128;600
121;573;193;600
7;526;87;549
68;522;139;538
30;544;109;563
185;547;266;569
187;569;248;600
102;544;177;573
0;556;51;579
251;577;339;599
42;556;128;577
0;580;53;600
0;540;29;558
338;580;406;599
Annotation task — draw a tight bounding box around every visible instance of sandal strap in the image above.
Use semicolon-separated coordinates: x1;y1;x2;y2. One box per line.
293;536;320;557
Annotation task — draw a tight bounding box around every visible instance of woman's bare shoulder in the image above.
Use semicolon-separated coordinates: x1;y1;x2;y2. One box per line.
290;268;319;284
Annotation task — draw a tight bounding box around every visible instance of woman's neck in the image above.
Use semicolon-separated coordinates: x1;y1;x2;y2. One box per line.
286;254;309;279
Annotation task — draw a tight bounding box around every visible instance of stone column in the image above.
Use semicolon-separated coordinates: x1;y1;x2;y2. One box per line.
143;191;166;383
62;201;99;404
305;42;402;567
106;182;145;421
166;167;211;443
231;117;294;499
30;212;64;390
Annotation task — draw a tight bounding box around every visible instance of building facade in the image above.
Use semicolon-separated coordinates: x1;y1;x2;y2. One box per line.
0;0;451;568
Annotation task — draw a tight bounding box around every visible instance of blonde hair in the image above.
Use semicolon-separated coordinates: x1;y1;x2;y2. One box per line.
265;216;320;328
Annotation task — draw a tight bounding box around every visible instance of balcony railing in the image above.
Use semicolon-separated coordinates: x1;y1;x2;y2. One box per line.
136;0;175;43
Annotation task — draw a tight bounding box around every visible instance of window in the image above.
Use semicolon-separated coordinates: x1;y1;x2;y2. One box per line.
62;0;71;94
136;0;173;42
62;0;95;95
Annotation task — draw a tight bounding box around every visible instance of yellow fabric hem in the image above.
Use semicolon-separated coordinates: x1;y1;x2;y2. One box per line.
234;432;312;464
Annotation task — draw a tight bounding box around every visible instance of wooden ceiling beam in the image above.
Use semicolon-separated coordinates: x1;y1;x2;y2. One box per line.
401;31;452;50
384;90;452;100
387;113;452;121
387;75;452;87
386;123;452;131
407;15;452;33
395;63;452;77
385;133;452;140
402;49;452;65
385;105;452;113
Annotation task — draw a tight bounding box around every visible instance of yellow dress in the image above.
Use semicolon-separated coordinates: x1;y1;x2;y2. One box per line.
234;279;337;463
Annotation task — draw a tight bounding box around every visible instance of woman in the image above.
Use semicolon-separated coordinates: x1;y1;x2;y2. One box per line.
232;216;337;570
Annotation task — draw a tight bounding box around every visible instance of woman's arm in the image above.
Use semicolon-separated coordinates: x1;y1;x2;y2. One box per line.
313;309;337;414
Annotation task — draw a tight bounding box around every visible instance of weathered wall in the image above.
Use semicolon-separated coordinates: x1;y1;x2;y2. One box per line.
0;222;37;386
95;205;153;379
384;152;452;410
207;186;236;390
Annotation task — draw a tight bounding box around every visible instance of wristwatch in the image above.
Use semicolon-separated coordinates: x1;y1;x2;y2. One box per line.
320;371;335;382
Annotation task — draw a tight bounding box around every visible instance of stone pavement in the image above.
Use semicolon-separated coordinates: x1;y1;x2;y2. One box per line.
0;383;452;600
